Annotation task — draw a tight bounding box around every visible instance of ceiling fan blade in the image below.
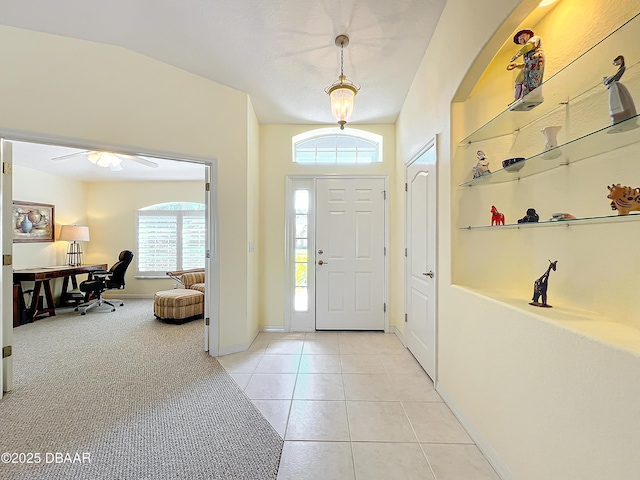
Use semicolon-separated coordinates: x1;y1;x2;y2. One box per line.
117;154;159;168
51;150;92;161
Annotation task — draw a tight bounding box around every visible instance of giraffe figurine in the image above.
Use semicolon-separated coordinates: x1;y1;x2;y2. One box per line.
529;260;558;308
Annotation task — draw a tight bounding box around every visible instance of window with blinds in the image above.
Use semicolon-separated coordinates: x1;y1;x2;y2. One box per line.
136;202;205;276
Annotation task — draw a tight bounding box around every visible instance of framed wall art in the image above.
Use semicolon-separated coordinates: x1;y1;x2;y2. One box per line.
13;201;55;243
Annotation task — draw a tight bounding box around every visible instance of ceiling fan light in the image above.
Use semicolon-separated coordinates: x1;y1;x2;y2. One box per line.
86;152;100;164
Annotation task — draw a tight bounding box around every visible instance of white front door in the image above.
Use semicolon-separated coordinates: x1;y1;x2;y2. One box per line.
405;140;437;380
315;178;385;331
1;139;14;396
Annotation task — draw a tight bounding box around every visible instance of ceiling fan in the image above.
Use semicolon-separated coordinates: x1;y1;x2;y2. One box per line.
52;150;159;171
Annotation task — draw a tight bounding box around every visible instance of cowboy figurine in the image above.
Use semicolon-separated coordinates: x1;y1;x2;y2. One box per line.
507;29;545;102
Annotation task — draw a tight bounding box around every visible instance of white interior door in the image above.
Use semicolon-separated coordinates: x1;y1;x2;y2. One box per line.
405;140;437;380
315;178;385;331
1;139;14;395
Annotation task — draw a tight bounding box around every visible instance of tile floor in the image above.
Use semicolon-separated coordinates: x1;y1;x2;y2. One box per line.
217;331;501;480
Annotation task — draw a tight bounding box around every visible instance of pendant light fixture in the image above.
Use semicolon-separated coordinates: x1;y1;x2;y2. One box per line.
325;35;360;130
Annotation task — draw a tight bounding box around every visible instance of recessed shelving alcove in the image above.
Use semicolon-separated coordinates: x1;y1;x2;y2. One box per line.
451;6;640;354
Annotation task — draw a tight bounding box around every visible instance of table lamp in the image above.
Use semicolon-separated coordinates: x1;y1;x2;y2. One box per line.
59;225;90;266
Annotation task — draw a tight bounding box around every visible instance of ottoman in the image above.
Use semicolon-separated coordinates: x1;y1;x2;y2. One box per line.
154;289;204;323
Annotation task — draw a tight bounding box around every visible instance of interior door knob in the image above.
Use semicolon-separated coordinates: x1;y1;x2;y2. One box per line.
423;271;434;278
318;260;328;265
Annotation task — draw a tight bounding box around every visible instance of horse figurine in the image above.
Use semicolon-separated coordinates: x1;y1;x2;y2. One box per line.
530;260;557;308
491;206;505;225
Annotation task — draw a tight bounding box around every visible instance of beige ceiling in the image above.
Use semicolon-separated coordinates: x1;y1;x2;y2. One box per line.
2;0;447;180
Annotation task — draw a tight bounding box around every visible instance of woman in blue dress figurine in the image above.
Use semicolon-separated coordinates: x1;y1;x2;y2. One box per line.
603;55;637;125
507;29;545;102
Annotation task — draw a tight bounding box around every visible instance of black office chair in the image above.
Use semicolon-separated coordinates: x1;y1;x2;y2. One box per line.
76;250;134;315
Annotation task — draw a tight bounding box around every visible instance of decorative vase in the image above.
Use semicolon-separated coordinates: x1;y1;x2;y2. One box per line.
541;126;562;159
27;210;42;225
20;216;33;233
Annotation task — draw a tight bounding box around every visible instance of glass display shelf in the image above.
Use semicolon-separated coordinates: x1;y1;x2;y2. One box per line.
460;212;640;230
459;114;640;187
458;12;639;146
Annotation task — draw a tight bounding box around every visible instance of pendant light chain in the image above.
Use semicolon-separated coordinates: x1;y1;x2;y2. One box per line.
340;42;344;80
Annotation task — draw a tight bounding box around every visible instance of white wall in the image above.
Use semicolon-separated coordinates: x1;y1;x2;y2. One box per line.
397;0;640;479
258;124;397;330
0;25;255;353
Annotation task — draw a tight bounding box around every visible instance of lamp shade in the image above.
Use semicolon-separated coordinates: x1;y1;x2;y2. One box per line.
59;225;90;242
328;81;358;126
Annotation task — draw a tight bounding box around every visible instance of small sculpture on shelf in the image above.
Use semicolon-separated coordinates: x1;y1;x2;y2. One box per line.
530;260;557;308
607;183;640;215
491;205;505;225
518;208;539;223
541;125;562;159
603;55;637;127
549;213;576;221
501;157;525;172
507;29;545;110
472;150;491;178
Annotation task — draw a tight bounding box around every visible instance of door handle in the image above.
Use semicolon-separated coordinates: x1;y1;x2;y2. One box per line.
318;260;328;265
422;271;434;278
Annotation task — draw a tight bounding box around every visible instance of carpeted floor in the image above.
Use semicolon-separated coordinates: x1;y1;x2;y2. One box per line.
0;299;282;479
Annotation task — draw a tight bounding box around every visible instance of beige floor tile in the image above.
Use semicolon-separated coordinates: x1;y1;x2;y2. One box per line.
293;373;345;400
338;339;380;355
352;442;435;480
277;441;355;480
347;401;417;442
251;399;291;439
257;332;305;342
305;332;338;339
367;334;410;355
299;354;342;373
302;338;340;354
255;354;301;373
340;354;386;374
285;400;350;441
244;373;297;400
266;339;304;354
343;374;398;401
245;344;267;354
382;354;427;375
403;402;473;444
388;374;442;402
229;373;251;390
216;352;262;373
421;444;501;480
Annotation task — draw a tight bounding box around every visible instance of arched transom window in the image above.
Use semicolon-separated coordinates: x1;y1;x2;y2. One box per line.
292;127;383;164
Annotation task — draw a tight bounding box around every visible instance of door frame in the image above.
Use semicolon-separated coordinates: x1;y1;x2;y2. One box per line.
404;136;438;382
0;129;220;378
1;140;13;395
285;174;389;333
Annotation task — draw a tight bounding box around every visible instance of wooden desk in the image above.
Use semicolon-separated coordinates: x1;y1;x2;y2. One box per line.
13;264;108;324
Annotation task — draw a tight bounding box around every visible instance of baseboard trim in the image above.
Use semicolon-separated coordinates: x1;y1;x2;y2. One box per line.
390;326;406;347
103;293;154;299
436;385;514;480
260;326;286;332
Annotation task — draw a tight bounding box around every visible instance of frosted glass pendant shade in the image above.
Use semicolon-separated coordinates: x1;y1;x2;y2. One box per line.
328;79;358;129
